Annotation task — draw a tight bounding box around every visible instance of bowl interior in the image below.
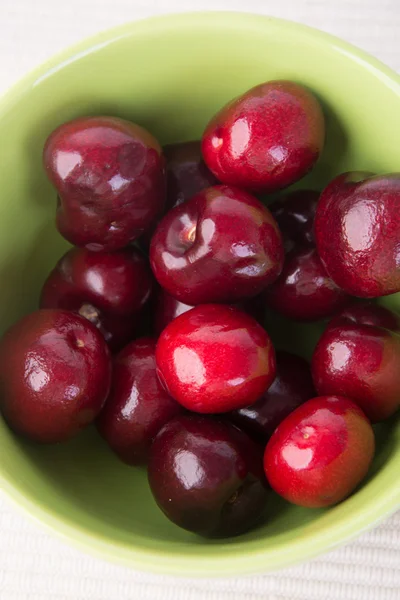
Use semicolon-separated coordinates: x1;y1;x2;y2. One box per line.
0;12;399;576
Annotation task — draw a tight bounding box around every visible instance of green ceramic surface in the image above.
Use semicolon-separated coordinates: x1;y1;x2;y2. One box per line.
0;12;399;577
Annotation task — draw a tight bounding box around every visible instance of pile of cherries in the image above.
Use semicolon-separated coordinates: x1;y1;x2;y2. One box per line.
1;80;399;538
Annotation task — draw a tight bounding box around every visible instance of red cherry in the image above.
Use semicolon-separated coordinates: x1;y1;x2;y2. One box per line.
148;414;269;537
164;140;218;208
97;338;182;465
150;184;283;305
155;304;276;413
202;80;325;193
153;287;266;336
264;396;375;508
312;320;400;422
329;302;400;332
43;116;165;251
269;189;319;251
40;247;153;352
265;247;350;322
230;351;315;443
0;309;111;443
140;141;219;250
315;172;400;297
154;288;195;336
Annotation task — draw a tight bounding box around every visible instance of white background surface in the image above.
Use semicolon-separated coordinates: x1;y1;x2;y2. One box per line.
0;1;399;599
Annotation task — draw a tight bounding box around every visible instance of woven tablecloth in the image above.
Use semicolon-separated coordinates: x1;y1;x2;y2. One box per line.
1;1;399;599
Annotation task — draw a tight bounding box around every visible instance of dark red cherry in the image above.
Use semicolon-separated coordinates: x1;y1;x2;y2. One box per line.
265;247;350;321
97;338;182;465
148;414;269;537
329;302;400;332
0;309;111;443
269;189;319;251
164;140;218;208
150;184;284;305
43;116;166;251
312;319;400;422
154;288;195;336
230;351;315;443
153;287;266;336
40;247;153;352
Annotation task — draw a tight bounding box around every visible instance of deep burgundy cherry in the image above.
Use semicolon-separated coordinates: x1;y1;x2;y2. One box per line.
265;247;350;322
156;304;276;413
202;80;325;193
150;184;284;305
148;414;269;537
164;140;218;208
329;302;400;332
154;288;266;336
312;320;400;422
97;338;182;465
154;288;194;336
0;309;111;443
264;396;375;508
315;172;400;297
43;116;166;251
269;189;320;251
230;351;315;443
40;247;153;352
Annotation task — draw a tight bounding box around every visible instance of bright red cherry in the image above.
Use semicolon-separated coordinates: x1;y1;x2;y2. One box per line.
230;351;315;443
40;247;153;351
315;172;400;297
155;304;276;413
150;184;284;305
0;310;111;443
43;116;165;251
97;338;182;465
148;414;269;537
202;80;325;193
269;189;319;251
264;396;375;507
312;320;400;422
265;247;350;321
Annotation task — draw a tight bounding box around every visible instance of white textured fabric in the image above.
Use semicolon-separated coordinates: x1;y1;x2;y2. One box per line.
0;1;399;599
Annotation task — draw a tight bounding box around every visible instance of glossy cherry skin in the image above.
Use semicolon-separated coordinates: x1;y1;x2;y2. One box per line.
140;141;219;249
164;140;218;208
264;396;375;508
156;304;276;413
230;352;315;443
269;189;319;251
265;247;350;322
315;172;400;297
0;309;111;443
43;116;166;251
150;185;284;305
329;302;400;332
40;247;153;352
148;414;269;537
154;288;194;336
154;287;266;336
97;338;182;465
202;80;325;193
312;321;400;422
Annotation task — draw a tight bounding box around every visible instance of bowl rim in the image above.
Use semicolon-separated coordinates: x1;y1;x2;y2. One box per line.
0;11;399;577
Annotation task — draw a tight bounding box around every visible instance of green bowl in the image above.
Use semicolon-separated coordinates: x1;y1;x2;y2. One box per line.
0;12;399;577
